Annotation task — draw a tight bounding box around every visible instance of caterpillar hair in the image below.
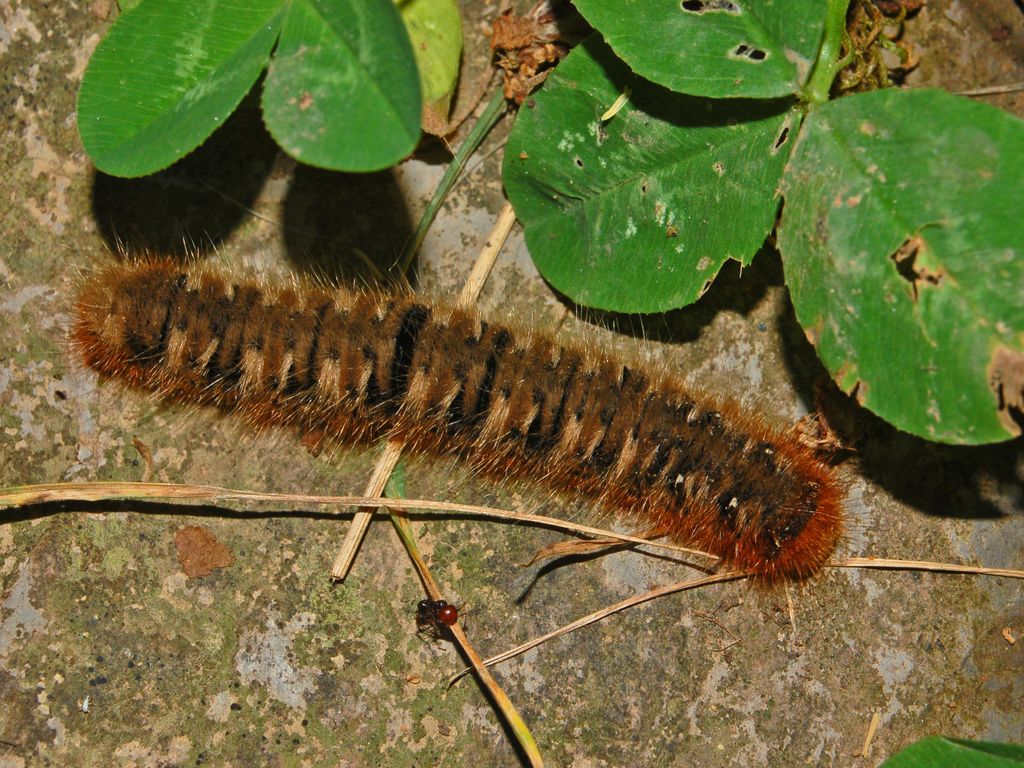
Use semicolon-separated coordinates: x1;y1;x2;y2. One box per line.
72;258;845;582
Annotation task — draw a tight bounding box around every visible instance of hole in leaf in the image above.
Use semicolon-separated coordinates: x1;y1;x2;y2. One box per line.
772;124;790;153
889;235;943;301
681;0;741;14
641;182;649;194
574;157;584;168
731;43;767;61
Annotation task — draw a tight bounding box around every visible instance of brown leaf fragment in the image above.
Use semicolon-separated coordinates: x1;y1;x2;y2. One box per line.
989;345;1024;436
490;1;561;51
794;411;849;457
490;1;582;104
175;526;234;578
1002;626;1017;645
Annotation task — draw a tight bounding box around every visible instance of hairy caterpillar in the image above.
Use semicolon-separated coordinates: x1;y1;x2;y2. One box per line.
72;258;844;582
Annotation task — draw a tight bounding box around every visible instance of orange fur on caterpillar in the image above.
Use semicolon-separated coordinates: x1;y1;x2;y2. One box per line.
72;258;845;582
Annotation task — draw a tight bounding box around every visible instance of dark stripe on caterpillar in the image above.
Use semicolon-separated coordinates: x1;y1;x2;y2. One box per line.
72;259;845;582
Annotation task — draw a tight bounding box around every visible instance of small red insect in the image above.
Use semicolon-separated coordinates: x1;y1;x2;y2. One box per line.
416;599;459;633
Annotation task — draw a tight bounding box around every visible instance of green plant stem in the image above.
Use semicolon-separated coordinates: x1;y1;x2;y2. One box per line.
400;87;507;276
805;0;853;104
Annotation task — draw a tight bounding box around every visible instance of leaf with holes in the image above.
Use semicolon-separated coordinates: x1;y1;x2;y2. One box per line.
780;88;1024;444
262;0;422;172
503;35;798;313
77;0;285;177
572;0;826;98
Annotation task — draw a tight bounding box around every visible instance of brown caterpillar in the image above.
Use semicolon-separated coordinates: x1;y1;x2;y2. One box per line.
72;258;844;582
